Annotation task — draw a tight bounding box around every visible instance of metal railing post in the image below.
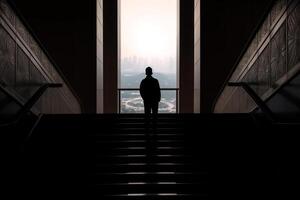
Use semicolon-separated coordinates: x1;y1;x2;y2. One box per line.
0;83;63;128
228;82;276;123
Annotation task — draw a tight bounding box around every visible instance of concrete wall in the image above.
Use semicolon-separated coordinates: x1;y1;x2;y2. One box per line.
103;0;118;113
180;0;194;113
215;0;300;114
97;0;104;113
8;0;96;113
194;0;200;113
0;0;81;114
202;0;274;113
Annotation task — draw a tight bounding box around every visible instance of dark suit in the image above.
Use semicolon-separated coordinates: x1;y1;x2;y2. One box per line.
140;76;161;118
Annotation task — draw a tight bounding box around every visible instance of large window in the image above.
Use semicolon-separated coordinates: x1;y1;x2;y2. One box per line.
119;0;179;113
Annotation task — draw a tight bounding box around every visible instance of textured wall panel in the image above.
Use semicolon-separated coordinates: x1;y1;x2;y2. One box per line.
0;26;5;76
244;63;258;110
246;61;258;93
287;3;300;70
271;23;287;86
0;0;81;114
0;25;15;85
257;45;270;97
215;0;300;113
270;0;286;26
28;34;41;61
257;15;270;45
0;0;15;26
16;47;29;84
230;89;240;113
29;61;44;84
238;88;248;112
16;46;31;100
15;16;28;44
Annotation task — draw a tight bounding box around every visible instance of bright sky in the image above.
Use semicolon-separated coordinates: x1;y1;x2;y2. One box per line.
120;0;178;72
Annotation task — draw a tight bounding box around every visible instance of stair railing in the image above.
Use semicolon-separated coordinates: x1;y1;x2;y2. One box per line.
228;82;276;123
0;82;62;127
118;88;179;114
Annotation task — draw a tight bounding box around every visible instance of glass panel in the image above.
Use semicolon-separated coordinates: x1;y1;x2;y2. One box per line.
120;0;178;87
120;90;177;113
160;90;176;113
121;90;144;113
119;0;178;113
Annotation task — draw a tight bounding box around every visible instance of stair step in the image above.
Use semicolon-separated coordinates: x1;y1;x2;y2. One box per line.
91;182;208;195
96;140;183;143
98;154;188;158
108;128;185;133
89;134;185;140
115;123;185;128
93;140;185;148
94;163;206;173
29;114;210;198
89;172;208;183
98;193;208;200
94;156;192;164
90;146;188;153
112;146;185;150
92;147;187;155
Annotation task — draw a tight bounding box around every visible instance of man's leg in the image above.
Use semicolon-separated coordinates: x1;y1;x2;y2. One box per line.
144;101;151;128
144;102;152;153
152;102;159;129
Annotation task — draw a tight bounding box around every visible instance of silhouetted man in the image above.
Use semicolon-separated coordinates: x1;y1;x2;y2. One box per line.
140;67;161;125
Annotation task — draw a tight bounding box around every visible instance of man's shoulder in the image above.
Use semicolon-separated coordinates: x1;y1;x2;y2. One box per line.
151;77;159;82
143;76;159;83
154;78;159;84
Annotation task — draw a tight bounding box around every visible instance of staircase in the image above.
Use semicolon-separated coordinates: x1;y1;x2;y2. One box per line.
8;113;297;199
87;115;208;199
19;114;208;199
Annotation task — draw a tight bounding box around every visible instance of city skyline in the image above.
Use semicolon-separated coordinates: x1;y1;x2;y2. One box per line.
121;56;177;75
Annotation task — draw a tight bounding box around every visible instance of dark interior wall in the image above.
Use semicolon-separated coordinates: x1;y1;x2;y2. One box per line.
201;0;274;112
103;0;118;113
9;0;97;113
180;0;194;113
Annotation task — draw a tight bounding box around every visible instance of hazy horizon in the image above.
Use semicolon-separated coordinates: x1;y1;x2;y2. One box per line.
119;0;178;113
120;0;178;75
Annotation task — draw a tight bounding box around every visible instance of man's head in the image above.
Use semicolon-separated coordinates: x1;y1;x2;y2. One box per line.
145;67;153;76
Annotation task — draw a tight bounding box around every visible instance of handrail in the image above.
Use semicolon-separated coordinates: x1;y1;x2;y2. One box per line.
228;82;276;123
118;88;179;91
0;83;62;126
5;0;82;109
25;113;44;144
212;0;276;112
15;83;63;121
0;82;25;110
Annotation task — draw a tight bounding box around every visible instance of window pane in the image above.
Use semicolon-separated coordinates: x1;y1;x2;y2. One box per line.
120;90;177;113
119;0;178;113
120;0;178;85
